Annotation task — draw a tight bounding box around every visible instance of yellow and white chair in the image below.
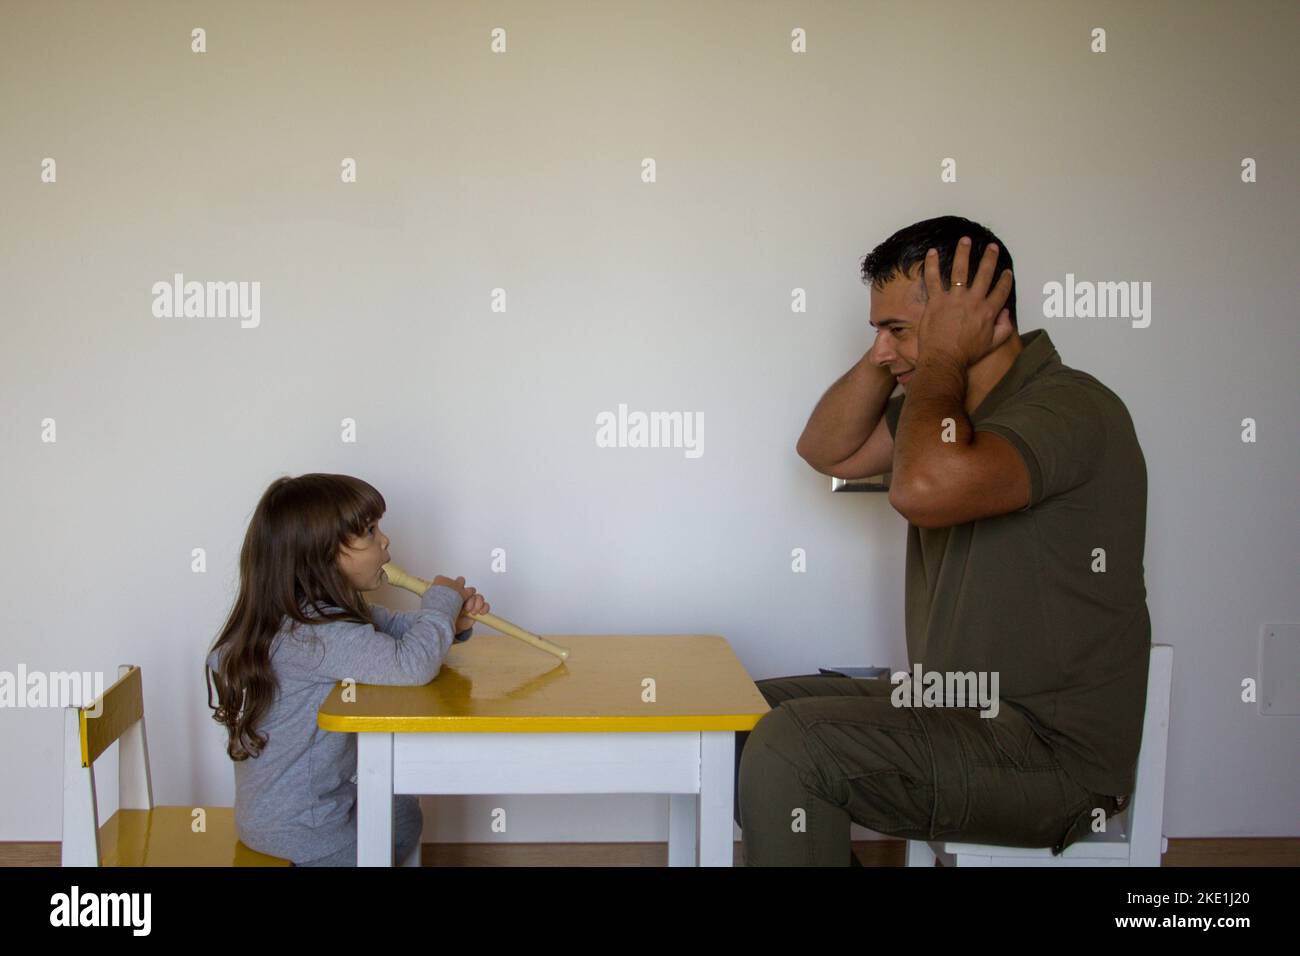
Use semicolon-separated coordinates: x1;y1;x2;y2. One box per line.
905;644;1173;867
62;664;291;867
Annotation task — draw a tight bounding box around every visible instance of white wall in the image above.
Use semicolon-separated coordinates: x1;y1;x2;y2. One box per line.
2;0;1296;846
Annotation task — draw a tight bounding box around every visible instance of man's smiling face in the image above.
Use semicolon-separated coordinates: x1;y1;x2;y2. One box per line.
867;263;926;389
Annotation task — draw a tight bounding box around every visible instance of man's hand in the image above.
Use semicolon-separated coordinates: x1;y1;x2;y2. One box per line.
915;237;1015;369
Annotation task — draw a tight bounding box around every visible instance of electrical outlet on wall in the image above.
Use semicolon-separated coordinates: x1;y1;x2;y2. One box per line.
1258;623;1300;716
830;473;891;493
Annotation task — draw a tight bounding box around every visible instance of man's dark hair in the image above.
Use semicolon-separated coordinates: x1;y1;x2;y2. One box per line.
860;215;1017;328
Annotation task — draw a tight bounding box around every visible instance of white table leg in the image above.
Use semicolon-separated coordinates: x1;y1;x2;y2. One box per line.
387;730;734;867
357;732;395;866
699;731;735;867
668;793;698;866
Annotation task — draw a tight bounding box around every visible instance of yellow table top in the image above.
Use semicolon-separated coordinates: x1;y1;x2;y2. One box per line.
318;634;770;732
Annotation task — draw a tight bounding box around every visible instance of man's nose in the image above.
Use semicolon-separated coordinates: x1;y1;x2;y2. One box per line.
868;331;894;366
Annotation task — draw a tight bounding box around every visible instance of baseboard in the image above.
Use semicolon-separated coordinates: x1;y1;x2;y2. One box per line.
5;837;1298;867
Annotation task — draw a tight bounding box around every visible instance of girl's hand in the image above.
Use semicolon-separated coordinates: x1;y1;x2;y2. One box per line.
456;592;489;632
431;574;471;598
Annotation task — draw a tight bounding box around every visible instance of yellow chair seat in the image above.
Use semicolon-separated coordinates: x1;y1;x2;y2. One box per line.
98;806;291;866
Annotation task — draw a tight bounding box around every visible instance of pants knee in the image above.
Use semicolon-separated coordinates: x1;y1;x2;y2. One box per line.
738;710;813;807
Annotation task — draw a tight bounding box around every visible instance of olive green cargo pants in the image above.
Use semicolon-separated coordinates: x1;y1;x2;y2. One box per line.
734;675;1125;866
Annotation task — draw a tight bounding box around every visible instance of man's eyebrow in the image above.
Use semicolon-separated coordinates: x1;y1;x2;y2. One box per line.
869;317;908;329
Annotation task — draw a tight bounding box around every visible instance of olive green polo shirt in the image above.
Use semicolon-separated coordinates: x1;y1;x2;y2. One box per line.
884;328;1151;796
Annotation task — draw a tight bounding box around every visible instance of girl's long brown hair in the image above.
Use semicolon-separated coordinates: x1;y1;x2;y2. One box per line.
206;473;386;760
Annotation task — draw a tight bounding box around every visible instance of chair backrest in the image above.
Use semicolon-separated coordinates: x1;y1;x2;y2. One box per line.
1125;644;1173;860
62;664;155;866
77;665;143;766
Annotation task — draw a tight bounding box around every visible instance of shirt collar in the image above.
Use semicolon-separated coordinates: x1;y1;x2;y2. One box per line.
971;328;1060;420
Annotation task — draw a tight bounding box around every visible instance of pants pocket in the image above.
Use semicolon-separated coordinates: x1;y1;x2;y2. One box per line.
982;711;1059;771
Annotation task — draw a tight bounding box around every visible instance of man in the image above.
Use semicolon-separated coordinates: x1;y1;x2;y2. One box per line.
735;215;1150;866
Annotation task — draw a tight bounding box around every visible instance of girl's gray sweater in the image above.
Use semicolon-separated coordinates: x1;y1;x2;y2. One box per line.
205;584;468;864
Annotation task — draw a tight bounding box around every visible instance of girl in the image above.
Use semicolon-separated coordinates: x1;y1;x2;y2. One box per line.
205;473;489;866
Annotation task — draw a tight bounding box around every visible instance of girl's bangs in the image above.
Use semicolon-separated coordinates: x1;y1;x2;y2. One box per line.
336;477;386;540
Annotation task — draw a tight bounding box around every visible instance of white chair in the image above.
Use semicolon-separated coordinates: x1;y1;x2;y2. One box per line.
62;664;290;867
905;644;1172;867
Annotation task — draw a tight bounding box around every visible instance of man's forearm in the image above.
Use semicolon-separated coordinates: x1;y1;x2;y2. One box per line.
892;350;972;497
796;354;896;466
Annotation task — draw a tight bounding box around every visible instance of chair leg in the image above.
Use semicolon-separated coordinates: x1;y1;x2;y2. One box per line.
905;839;938;867
62;708;100;867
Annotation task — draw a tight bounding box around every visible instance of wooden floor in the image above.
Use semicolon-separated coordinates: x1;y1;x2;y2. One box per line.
4;838;1298;867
